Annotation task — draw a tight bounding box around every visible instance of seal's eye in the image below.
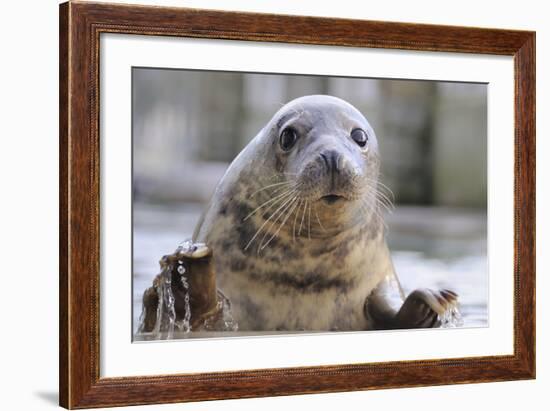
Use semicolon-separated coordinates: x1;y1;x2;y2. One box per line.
351;128;368;148
279;128;298;151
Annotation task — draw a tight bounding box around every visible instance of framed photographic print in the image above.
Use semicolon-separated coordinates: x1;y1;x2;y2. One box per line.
59;1;535;408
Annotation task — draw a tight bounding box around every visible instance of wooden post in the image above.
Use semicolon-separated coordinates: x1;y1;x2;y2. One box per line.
139;243;225;333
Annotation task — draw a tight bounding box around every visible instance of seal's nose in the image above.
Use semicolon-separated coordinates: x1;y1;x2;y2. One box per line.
320;150;341;173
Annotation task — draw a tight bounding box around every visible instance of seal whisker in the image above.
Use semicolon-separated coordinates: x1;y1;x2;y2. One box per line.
359;196;370;218
292;199;302;242
369;197;389;231
375;189;395;211
249;181;292;198
375;196;394;214
372;187;394;214
362;178;395;213
260;196;299;251
375;185;393;202
363;177;395;207
376;181;396;200
376;198;394;213
314;204;327;232
257;195;298;253
269;184;296;198
244;192;298;251
243;188;297;221
360;194;387;231
307;203;312;239
253;182;296;201
298;200;308;237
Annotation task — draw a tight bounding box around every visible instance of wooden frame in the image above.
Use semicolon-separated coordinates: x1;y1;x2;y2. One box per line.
59;1;535;408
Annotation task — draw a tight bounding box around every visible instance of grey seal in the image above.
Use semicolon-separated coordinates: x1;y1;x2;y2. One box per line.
193;95;458;331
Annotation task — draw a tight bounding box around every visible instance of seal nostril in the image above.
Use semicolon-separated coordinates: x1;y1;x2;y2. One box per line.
320;152;330;170
320;150;340;173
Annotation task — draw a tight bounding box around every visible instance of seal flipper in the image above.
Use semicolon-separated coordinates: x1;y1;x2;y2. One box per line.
365;270;459;330
364;273;405;330
366;285;459;330
393;288;458;329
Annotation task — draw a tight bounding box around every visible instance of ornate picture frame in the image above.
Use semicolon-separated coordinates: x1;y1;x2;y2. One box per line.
59;1;535;408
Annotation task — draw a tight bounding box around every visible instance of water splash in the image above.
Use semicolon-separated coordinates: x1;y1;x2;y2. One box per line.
162;266;176;338
137;300;148;334
137;242;239;339
440;305;464;328
202;291;239;332
174;263;191;333
149;256;178;338
177;239;196;254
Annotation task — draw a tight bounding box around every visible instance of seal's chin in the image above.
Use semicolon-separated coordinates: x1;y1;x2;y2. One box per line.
320;194;346;205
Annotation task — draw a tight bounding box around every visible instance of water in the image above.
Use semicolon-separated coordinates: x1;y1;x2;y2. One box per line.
132;203;487;338
178;265;191;333
135;233;240;340
440;306;464;328
386;206;488;328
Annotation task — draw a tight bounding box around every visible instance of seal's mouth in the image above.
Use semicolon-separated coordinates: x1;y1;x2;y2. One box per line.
320;194;346;205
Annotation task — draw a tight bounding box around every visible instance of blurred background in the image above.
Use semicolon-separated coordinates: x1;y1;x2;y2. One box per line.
132;68;488;334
